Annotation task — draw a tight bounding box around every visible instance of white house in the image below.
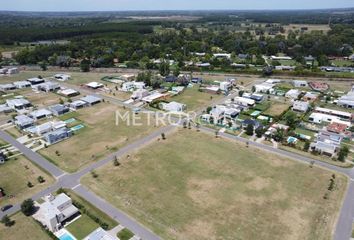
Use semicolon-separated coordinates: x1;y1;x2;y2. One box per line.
233;97;255;107
292;101;310;112
86;82;103;89
84;228;115;240
34;81;60;92
292;80;308;88
220;81;231;92
13;81;31;89
34;193;79;232
337;86;354;109
14;115;35;129
285;89;301;99
308;112;341;124
29;109;53;120
131;89;149;100
314;107;352;121
0;83;16;91
6;98;31;110
160;101;186;112
213;53;231;59
310;130;343;157
254;83;275;93
54;74;71;81
122;82;145;92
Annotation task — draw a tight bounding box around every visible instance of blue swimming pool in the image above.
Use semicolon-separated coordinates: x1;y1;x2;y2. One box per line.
70;124;85;131
59;233;75;240
64;118;76;124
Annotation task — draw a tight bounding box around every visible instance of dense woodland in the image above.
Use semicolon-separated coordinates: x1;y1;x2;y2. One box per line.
1;9;354;72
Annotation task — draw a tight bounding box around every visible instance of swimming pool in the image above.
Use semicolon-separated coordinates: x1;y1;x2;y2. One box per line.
58;232;75;240
64;118;76;124
70;124;85;131
287;136;298;144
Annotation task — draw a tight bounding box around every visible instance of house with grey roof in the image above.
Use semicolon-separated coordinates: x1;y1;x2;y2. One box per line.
27;77;45;85
49;104;69;116
33;193;79;232
0;83;16;91
6;98;31;110
34;81;60;92
13;81;31;89
29;109;53;120
310;130;343;157
80;95;102;106
69;100;88;110
44;128;72;145
0;104;13;113
83;228;115;240
337;86;354;109
15;115;35;129
292;101;310;112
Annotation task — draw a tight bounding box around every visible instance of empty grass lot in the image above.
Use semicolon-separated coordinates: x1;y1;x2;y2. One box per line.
0;155;54;206
82;129;347;240
171;85;223;111
39;102;160;172
263;102;290;117
0;213;52;240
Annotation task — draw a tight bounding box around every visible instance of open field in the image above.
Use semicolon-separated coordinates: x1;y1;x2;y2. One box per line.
82;129;347;240
171;85;223;111
0;212;52;240
40;102;160;172
0;155;54;206
284;24;331;34
263;102;290;117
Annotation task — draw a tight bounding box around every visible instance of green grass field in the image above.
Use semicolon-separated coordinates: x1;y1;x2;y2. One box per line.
171;85;223;111
0;155;54;206
66;215;99;239
0;213;52;240
82;129;346;240
40;102;160;172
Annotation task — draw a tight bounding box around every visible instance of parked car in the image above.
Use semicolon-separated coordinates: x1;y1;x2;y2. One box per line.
1;204;13;212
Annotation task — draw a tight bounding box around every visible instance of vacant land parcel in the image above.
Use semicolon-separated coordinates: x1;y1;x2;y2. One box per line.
82;129;346;240
0;155;54;206
39;102;159;172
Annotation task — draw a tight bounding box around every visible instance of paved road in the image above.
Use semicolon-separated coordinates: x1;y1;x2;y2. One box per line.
0;125;175;240
0;130;65;178
74;185;161;240
2;116;354;239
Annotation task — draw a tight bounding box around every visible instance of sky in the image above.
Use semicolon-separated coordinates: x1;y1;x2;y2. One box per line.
1;0;354;11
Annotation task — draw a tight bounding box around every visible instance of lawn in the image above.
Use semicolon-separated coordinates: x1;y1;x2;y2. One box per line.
82;129;347;240
263;102;290;117
0;212;52;240
66;214;100;239
117;228;134;240
0;155;54;206
171;85;223;111
39;102;160;172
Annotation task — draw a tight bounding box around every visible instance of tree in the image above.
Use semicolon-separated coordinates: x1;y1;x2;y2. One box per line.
246;124;254;136
113;157;120;166
27;181;33;188
159;61;170;77
255;127;264;138
80;59;91;72
284;111;298;128
273;128;285;142
39;61;48;71
1;215;14;227
173;66;180;77
21;199;35;216
37;176;45;183
303;141;310;152
338;146;349;162
161;133;166;140
238;90;244;97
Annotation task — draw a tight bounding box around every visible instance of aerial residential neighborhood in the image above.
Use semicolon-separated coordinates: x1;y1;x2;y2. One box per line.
1;2;354;240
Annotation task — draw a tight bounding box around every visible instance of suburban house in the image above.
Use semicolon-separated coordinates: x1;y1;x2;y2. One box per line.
86;82;104;89
242;119;263;130
254;82;275;93
131;89;149;100
337;86;354;109
302;92;319;101
34;81;60;92
29;109;53;120
14;115;35;129
0;104;13;113
54;74;71;81
80;95;102;106
327;122;348;134
0;83;16;91
234;97;255;107
28;121;67;136
34;193;79;232
13;81;31;89
49;104;70;116
314;107;352;121
6;98;31;110
285;89;301;99
122;81;145;92
244;93;264;103
160;101;186;112
27;77;45;85
44;128;73;144
70;100;88;110
142;92;167;103
292;101;310;112
219;81;232;92
310;130;343;157
309;112;341;124
213;53;232;59
58;88;80;97
292;80;308;88
7;67;19;74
